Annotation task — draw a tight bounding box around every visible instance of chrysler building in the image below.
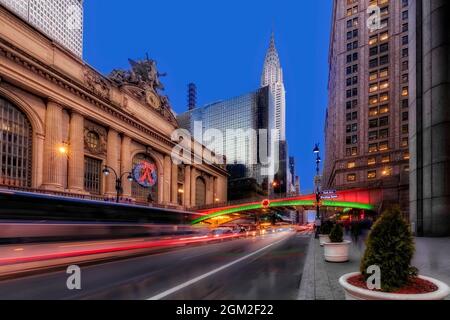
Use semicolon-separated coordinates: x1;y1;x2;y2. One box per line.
261;33;286;142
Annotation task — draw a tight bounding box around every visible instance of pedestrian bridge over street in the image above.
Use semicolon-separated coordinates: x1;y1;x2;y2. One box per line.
192;188;383;225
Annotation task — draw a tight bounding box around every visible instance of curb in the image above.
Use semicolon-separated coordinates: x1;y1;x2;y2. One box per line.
297;236;315;300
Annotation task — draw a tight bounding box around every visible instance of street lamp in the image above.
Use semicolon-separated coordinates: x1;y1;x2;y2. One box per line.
103;165;133;203
313;144;322;221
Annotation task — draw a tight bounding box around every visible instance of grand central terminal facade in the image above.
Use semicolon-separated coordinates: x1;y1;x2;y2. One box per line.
0;6;228;209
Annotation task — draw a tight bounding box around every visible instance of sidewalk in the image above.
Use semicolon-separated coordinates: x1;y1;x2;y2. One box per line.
298;235;450;300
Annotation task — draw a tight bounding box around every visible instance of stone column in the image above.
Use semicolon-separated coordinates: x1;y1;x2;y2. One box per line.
120;135;132;198
67;112;84;192
184;166;191;207
409;0;450;236
41;100;64;190
206;176;214;205
171;163;178;204
163;156;172;204
217;175;227;204
171;163;178;205
106;128;120;196
190;167;197;207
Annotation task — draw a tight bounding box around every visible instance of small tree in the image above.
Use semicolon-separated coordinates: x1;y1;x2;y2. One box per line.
320;221;334;235
329;224;344;243
360;206;417;292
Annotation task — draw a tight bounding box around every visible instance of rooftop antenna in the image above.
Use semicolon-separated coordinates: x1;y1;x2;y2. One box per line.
187;83;197;111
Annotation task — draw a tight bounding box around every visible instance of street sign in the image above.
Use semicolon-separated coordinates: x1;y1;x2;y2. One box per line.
320;194;338;200
320;189;338;200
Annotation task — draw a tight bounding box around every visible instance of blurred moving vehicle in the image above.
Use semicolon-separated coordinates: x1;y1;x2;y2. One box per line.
0;190;203;244
210;227;234;238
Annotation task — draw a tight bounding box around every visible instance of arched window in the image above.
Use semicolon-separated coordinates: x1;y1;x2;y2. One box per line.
0;97;32;188
132;154;158;203
195;177;206;206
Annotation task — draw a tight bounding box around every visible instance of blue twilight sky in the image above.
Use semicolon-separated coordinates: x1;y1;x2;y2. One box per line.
83;0;333;192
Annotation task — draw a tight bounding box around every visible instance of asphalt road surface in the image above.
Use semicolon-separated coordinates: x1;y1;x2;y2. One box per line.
0;230;311;300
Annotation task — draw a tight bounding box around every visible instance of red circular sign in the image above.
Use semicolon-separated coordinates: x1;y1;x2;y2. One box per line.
261;199;271;209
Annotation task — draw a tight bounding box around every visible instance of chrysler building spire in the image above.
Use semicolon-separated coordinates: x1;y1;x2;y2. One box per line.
261;33;283;86
261;32;286;141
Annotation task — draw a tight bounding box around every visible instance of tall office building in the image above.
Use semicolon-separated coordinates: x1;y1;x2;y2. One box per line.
0;0;83;57
288;156;296;194
261;33;286;142
177;86;274;199
324;0;411;215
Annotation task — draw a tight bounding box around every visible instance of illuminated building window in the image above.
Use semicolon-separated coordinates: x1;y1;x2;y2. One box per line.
379;68;389;78
368;157;376;166
368;171;377;179
380;93;389;102
379;80;389;90
380;31;389;41
403;152;410;160
401;138;409;147
379;141;389;151
369;84;379;93
347;173;357;182
369;107;378;117
347;161;356;169
402;87;409;96
369;144;378;153
369;95;379;105
379;105;389;114
381;155;390;163
346;147;358;156
369;71;378;81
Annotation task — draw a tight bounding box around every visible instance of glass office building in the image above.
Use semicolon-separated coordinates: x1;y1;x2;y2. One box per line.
178;86;286;199
0;0;83;57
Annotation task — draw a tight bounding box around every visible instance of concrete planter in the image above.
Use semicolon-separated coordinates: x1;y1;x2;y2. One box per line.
323;240;351;262
319;234;330;246
339;272;450;300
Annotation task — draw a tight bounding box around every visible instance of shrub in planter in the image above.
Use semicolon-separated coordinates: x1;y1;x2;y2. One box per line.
329;224;344;243
320;221;334;235
323;223;351;262
360;206;417;292
339;205;449;300
319;221;334;246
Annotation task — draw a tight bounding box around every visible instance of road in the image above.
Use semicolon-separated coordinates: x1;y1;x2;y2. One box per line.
0;230;311;300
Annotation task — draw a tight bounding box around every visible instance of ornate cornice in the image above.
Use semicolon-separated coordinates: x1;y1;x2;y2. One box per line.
0;37;175;147
0;36;227;176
